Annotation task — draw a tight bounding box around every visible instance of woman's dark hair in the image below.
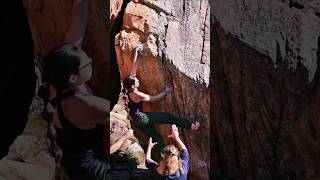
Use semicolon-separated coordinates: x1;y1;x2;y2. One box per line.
38;85;70;180
37;42;82;179
121;76;136;112
122;76;136;93
42;43;82;91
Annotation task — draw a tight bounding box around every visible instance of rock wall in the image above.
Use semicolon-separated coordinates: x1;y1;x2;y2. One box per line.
212;0;320;179
114;1;210;179
213;0;320;81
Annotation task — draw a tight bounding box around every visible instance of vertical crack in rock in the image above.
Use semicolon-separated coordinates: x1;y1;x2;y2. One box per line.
200;5;209;65
139;0;170;16
109;0;131;106
313;36;320;86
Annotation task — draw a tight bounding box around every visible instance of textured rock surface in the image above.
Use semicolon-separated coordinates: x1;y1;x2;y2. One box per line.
115;1;210;179
213;0;320;81
22;0;112;99
212;2;320;179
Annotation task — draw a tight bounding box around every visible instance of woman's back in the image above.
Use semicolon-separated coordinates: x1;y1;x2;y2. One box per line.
52;90;108;180
128;91;143;119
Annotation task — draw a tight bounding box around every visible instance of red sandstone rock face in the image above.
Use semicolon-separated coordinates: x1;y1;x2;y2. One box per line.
22;0;112;99
115;1;210;179
212;22;320;180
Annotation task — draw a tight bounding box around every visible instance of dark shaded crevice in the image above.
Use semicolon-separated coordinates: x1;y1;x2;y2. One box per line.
139;1;170;16
0;0;36;158
289;0;304;9
200;5;209;65
312;36;320;87
109;0;131;108
211;21;239;179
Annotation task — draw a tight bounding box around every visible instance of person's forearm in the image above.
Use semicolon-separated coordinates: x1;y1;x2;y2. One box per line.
149;91;166;102
146;147;152;160
130;51;139;76
110;136;126;154
65;0;89;46
175;137;187;150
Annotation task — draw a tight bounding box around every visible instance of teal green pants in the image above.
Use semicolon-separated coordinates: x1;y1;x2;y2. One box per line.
133;112;192;155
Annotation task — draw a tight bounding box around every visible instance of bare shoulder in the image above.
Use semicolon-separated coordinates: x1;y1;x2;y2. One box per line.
64;93;109;112
132;90;152;102
60;94;108;128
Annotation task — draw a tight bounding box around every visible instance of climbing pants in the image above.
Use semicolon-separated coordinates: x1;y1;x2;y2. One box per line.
133;112;192;154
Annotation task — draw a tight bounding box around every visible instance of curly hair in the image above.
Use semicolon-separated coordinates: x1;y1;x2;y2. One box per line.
157;145;184;176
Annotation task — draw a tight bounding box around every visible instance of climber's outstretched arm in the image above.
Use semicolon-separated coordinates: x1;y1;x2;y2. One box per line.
131;89;168;102
65;0;89;47
130;44;143;77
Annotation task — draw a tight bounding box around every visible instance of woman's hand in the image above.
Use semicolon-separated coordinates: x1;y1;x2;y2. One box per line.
162;87;173;97
134;44;144;54
146;137;157;160
65;0;89;46
168;124;179;140
147;137;158;149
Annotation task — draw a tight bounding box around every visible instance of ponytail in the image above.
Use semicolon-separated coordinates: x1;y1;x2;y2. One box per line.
38;84;70;180
122;76;136;113
122;87;130;113
157;145;184;176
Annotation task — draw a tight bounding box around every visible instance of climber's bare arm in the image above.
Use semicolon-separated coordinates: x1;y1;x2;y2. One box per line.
130;91;166;102
65;0;89;47
130;44;143;77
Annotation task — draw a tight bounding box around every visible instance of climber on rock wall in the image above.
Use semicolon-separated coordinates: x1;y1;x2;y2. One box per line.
40;0;110;179
146;124;189;180
122;44;201;157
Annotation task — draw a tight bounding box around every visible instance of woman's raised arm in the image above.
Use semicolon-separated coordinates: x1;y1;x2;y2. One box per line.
65;0;89;47
130;44;143;77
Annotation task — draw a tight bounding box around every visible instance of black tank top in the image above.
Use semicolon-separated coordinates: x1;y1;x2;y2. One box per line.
51;91;106;155
127;91;143;120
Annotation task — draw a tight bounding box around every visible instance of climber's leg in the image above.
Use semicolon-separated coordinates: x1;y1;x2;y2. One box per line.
141;112;192;129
